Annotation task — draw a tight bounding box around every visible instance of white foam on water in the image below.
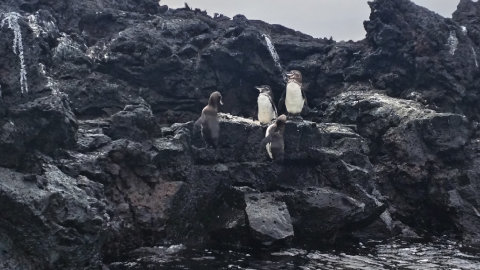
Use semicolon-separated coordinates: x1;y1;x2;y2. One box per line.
461;26;467;35
447;31;458;55
1;12;28;93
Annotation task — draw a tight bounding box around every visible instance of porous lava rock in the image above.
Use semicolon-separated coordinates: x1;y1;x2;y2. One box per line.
0;0;480;269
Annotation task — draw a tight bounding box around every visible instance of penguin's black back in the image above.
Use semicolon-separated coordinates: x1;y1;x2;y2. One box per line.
270;133;284;162
195;91;223;149
201;111;219;148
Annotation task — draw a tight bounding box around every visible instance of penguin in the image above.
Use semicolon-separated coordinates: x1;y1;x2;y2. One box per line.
193;91;223;150
278;70;307;116
260;114;287;163
254;85;277;125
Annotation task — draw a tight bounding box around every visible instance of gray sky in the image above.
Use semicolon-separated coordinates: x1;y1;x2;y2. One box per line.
161;0;461;41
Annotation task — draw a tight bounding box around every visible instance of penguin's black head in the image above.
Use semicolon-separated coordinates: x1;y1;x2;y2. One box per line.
277;114;287;125
208;91;223;107
275;114;287;133
255;85;273;97
287;70;302;83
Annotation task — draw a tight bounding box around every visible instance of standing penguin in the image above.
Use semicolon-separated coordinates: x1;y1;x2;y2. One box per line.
254;85;277;124
194;91;223;151
261;114;287;163
278;70;307;116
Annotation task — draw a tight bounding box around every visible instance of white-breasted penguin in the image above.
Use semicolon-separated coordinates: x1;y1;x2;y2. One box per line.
193;91;223;150
261;114;287;163
278;70;307;115
254;85;277;124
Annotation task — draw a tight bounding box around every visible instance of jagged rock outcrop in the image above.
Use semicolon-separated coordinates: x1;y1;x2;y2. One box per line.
1;0;480;269
0;94;77;169
53;112;385;263
363;0;480;117
0;165;108;269
325;91;476;242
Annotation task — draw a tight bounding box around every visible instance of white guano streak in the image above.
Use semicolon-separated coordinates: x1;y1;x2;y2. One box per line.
447;31;458;56
1;12;28;93
263;35;283;73
472;47;479;68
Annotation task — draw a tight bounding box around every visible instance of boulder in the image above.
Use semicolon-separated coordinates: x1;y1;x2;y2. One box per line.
0;94;77;169
245;193;294;245
0;166;108;269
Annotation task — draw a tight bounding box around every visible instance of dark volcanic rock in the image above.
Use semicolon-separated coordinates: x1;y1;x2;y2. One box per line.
0;94;77;169
0;166;108;269
166;115;384;249
325;91;475;244
455;137;480;247
453;0;480;48
1;0;480;268
363;0;480;117
245;193;294;245
107;103;156;141
281;187;383;246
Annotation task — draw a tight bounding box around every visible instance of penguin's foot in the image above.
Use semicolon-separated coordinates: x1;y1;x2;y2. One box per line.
260;123;269;129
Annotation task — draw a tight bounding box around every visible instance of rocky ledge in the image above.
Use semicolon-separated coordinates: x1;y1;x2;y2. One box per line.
0;0;480;269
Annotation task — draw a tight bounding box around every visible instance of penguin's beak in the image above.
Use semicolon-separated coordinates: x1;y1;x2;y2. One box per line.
255;86;262;91
286;72;293;77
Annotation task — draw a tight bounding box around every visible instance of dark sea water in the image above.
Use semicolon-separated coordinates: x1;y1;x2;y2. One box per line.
110;239;480;270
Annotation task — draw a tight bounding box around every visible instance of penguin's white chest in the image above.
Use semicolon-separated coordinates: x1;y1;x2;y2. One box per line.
257;95;276;124
265;124;274;159
285;83;304;114
266;143;272;159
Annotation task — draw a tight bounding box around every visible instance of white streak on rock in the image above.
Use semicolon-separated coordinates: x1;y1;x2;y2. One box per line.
262;34;284;77
27;12;58;39
53;33;83;60
1;12;28;93
472;46;479;67
447;31;458;56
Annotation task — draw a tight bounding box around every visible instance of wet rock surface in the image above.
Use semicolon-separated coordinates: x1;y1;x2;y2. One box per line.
0;0;479;269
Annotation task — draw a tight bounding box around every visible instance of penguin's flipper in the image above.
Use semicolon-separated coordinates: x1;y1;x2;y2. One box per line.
260;135;273;150
269;95;278;118
278;90;286;113
253;104;258;121
193;115;204;133
301;89;308;107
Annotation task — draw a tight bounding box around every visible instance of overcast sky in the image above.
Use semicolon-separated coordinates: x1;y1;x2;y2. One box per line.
160;0;462;41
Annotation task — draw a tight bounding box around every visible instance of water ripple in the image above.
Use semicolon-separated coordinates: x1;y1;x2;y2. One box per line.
110;240;480;270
